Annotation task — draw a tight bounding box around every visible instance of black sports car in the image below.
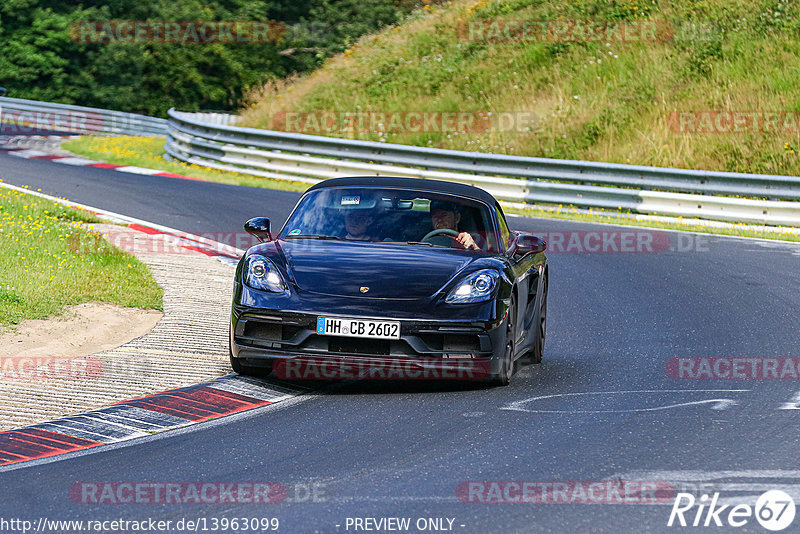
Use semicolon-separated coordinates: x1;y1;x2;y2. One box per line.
230;176;548;385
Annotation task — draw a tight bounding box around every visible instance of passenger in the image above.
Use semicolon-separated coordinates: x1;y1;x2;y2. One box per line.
343;210;377;241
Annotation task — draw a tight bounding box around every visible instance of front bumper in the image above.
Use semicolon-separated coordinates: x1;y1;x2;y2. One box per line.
231;307;507;379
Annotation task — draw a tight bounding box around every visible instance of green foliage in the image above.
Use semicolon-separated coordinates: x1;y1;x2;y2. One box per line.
307;0;406;54
683;35;724;77
0;0;431;115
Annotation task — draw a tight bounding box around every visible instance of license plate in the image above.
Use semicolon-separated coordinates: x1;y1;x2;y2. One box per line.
316;317;400;340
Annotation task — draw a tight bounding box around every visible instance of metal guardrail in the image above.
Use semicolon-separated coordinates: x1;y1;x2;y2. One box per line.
180;112;239;126
0;96;167;136
2;94;798;225
166;109;800;226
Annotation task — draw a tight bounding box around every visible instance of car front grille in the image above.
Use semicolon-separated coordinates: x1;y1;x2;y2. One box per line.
235;314;491;358
328;337;391;356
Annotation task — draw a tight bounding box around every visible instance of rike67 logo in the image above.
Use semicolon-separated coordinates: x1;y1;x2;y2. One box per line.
668;490;796;531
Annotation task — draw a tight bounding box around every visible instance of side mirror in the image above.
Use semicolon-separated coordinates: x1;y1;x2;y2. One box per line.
511;233;547;256
244;217;272;243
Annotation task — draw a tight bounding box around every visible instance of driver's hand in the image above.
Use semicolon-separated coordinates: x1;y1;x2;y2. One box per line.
456;232;478;250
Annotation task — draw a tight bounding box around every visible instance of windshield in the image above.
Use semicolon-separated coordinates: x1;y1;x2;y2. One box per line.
280;187;499;252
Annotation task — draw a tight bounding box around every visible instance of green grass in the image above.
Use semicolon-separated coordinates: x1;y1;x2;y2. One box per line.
239;0;800;178
62;136;309;193
0;186;163;327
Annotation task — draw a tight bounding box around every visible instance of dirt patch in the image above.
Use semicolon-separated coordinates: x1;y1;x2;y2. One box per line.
0;302;162;359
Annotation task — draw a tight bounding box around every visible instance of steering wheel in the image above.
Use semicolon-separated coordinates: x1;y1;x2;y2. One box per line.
422;228;459;242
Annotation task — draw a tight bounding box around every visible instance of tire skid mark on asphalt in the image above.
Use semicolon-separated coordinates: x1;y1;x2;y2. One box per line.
0;375;306;467
36;422;127;443
206;375;307;401
83;405;191;431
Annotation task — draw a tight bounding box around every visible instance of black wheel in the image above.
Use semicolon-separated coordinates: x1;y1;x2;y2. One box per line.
229;352;273;378
530;276;548;364
489;295;516;386
230;352;245;374
229;331;273;377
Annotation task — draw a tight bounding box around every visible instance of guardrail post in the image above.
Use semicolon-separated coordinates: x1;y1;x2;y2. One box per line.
0;89;7;135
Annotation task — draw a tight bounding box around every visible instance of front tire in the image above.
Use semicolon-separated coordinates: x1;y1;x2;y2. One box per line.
229;331;273;378
488;296;516;386
229;352;273;378
529;276;548;364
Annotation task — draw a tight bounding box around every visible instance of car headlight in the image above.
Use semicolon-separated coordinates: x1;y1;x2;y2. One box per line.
244;255;287;293
445;269;499;304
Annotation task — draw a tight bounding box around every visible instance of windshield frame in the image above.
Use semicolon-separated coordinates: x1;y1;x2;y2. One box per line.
277;185;502;252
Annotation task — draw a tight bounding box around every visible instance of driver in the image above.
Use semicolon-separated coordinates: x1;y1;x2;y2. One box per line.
429;200;479;250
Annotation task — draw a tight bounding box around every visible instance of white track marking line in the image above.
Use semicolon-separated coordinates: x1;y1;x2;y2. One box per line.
112;166;162;175
502;389;751;413
54;157;99;166
8;149;49;158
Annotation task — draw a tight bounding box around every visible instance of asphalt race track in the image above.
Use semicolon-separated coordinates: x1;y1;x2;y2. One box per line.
2;150;800;533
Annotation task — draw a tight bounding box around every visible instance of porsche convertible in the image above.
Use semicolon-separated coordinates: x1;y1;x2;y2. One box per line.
229;176;548;386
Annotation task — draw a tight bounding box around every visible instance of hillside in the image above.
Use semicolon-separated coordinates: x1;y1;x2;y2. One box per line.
239;0;800;177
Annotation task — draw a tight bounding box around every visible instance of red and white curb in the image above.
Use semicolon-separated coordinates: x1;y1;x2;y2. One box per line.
0;376;308;466
0;142;204;182
0;184;307;467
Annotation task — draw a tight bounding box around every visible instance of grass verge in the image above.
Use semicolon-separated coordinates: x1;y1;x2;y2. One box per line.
0;185;163;327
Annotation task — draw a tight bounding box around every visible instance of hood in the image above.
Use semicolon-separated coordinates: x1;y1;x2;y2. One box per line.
278;240;475;299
